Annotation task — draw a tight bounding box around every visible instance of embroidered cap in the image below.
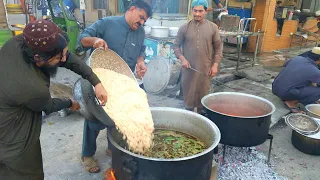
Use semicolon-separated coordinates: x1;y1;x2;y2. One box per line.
23;20;62;52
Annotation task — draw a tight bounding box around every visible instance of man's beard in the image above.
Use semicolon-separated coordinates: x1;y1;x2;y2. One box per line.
39;65;59;78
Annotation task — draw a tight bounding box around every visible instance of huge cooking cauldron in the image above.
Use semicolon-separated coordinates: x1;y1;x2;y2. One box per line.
108;107;221;180
201;92;276;147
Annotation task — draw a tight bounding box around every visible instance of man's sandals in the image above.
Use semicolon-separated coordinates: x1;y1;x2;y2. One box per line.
284;103;306;114
81;157;100;173
82;150;112;173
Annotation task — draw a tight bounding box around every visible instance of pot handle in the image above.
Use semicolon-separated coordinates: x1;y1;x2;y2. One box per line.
122;159;138;175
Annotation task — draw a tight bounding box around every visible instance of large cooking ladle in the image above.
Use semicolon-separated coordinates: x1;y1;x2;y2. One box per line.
189;66;242;91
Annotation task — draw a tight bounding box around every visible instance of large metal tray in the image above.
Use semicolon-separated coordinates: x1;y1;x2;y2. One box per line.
89;48;137;82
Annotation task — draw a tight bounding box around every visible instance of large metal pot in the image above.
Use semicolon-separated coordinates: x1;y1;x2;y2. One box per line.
306;104;320;119
286;110;320;155
108;107;221;180
169;27;179;36
151;26;169;38
201;92;276;147
291;117;320;155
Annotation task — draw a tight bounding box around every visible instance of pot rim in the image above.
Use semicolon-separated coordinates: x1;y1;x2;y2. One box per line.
292;117;320;139
107;107;221;161
151;26;169;29
169;27;179;30
305;104;320;119
285;113;320;135
201;92;276;118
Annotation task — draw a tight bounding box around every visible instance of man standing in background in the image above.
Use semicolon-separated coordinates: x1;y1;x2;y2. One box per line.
173;0;222;113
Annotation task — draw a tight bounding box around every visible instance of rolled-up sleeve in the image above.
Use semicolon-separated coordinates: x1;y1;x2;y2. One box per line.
78;18;106;50
173;24;187;59
212;24;222;64
61;53;101;86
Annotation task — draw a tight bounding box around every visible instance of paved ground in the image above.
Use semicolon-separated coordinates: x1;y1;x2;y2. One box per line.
259;119;320;180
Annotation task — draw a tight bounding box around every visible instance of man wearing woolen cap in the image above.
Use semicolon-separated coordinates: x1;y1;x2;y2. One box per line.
0;20;108;179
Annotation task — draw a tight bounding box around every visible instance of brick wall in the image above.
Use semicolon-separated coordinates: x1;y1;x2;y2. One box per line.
248;0;299;52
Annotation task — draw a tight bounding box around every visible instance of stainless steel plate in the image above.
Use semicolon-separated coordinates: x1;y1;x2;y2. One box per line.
285;113;319;135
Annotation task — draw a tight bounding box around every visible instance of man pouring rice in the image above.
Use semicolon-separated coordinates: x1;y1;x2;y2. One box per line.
78;0;152;173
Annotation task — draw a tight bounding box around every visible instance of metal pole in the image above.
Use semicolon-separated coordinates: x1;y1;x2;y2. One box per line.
222;144;227;163
82;12;86;28
267;134;273;164
24;0;28;24
236;35;241;71
253;30;261;67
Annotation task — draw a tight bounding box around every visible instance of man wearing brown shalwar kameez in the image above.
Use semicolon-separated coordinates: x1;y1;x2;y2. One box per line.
173;0;222;113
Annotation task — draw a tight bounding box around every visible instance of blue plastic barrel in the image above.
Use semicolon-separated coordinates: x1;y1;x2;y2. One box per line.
63;0;76;12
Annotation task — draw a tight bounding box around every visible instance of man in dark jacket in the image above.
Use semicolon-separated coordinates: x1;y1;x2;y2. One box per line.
0;20;108;179
272;47;320;113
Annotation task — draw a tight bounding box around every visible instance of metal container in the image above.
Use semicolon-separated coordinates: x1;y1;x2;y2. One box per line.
151;26;169;38
169;27;179;37
144;26;151;35
306;104;320;119
73;78;115;127
201;92;276;147
108;107;221;180
291;118;320;155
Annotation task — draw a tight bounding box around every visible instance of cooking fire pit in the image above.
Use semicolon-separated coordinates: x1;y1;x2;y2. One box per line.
201;92;276;163
107;107;221;180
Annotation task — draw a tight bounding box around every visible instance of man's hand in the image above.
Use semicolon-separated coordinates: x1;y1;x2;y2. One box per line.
94;83;108;105
136;60;147;79
93;38;108;50
180;56;191;68
70;99;80;111
208;63;219;78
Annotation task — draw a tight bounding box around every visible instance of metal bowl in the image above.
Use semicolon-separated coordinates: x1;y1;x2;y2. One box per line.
305;104;320;119
151;26;169;38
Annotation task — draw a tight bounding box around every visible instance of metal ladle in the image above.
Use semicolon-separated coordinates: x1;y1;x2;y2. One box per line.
189;66;242;91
